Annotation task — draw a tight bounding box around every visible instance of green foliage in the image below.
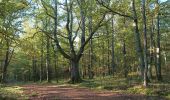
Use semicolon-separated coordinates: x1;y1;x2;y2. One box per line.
0;0;170;98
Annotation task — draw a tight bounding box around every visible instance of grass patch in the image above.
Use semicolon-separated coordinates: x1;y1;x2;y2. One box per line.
73;76;130;91
125;85;154;95
65;76;170;99
0;84;28;99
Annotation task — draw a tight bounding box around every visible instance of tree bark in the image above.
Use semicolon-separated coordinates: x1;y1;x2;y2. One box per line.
148;17;154;79
54;48;58;82
53;0;59;82
156;0;162;81
40;34;44;82
123;17;127;78
1;39;14;83
88;4;93;79
102;38;105;77
1;46;9;83
142;0;148;87
106;24;111;75
111;18;115;76
46;35;51;82
123;40;127;78
70;60;82;83
132;0;145;78
32;56;37;82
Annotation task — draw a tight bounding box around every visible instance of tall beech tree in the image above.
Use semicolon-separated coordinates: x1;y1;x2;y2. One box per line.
40;0;107;83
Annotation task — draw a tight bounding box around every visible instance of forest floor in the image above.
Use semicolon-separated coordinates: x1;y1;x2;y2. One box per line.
20;84;167;100
0;76;170;100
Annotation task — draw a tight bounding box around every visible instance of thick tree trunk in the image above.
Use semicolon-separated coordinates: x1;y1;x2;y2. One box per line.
70;60;82;83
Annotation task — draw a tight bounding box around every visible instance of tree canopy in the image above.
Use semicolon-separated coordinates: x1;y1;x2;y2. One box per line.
0;0;170;87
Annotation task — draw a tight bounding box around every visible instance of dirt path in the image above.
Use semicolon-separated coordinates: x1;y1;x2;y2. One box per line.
21;84;167;100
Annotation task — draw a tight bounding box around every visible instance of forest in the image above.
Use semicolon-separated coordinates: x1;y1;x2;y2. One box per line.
0;0;170;99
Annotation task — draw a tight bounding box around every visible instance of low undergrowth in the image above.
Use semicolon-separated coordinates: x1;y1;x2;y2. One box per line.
69;76;170;99
0;84;28;99
0;75;170;99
